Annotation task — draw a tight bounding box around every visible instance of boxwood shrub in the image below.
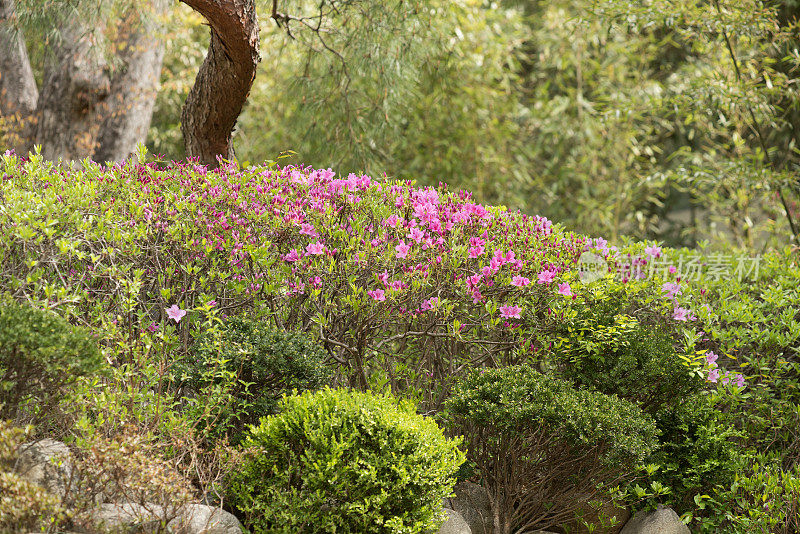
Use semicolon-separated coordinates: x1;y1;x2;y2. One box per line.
443;365;658;533
0;295;104;427
226;387;464;533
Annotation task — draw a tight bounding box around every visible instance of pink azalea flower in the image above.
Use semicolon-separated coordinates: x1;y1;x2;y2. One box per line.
421;297;439;311
668;266;677;274
408;227;425;243
644;244;662;258
707;368;719;383
395;240;411;259
662;281;682;297
165;304;186;323
306;242;325;255
735;374;746;388
537;270;556;284
721;372;731;386
468;245;485;258
499;305;522;319
705;351;719;367
378;270;390;285
367;289;386;301
672;307;694;321
467;273;483;288
511;275;530;287
384;214;401;228
284;249;301;262
389;280;405;291
299;223;318;237
558;283;573;296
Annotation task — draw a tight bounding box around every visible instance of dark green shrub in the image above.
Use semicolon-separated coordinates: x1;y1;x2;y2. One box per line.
175;317;330;442
0;295;104;426
443;365;658;534
632;395;743;520
226;387;465;533
551;290;702;413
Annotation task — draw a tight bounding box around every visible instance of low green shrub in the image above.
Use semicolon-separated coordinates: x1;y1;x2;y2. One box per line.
550;285;703;414
175;317;330;442
443;365;658;534
226;387;464;533
627;394;743;523
0;295;104;427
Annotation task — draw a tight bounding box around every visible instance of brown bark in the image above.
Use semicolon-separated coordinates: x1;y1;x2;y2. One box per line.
179;0;259;168
94;0;168;162
0;0;38;154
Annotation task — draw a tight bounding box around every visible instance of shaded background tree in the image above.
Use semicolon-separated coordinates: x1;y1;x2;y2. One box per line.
0;0;167;161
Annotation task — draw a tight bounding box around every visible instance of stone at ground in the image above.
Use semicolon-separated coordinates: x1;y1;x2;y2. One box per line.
167;504;242;534
80;502;166;533
439;508;472;534
619;506;690;534
15;438;74;499
445;482;493;534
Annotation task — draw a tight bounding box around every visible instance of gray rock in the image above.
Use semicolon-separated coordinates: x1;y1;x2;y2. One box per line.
439;508;472;534
167;504;242;534
15;438;74;499
620;506;689;534
445;482;493;534
87;502;167;533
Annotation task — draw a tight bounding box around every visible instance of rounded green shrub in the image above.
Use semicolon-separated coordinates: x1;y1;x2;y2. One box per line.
0;295;104;426
176;317;330;442
443;365;658;533
226;387;465;533
551;287;703;413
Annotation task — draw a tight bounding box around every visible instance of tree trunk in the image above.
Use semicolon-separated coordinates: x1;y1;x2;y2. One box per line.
34;23;111;161
0;0;38;154
93;0;168;163
179;0;259;168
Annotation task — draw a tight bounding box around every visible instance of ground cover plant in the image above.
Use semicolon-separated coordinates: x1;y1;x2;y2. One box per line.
0;151;798;532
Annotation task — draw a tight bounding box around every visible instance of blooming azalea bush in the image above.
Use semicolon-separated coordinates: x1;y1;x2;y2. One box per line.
0;150;590;409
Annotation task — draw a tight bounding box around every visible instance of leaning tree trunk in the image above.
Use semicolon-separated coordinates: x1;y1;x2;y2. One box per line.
0;0;38;154
93;0;168;162
179;0;259;168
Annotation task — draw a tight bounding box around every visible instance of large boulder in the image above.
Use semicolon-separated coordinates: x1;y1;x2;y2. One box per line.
445;482;493;534
167;504;242;534
620;506;690;534
84;502;166;533
439;508;472;534
15;439;74;500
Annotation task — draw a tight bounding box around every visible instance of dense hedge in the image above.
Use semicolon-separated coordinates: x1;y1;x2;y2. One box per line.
1;153;798;532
